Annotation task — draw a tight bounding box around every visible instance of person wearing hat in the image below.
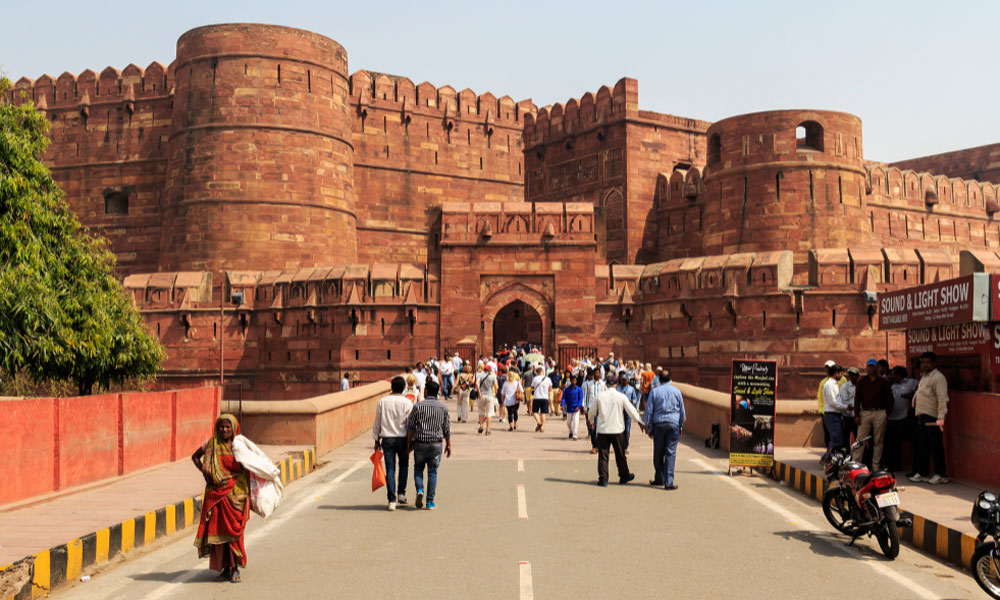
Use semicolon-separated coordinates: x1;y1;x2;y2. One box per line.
817;360;846;450
853;358;894;470
588;373;645;486
820;363;846;464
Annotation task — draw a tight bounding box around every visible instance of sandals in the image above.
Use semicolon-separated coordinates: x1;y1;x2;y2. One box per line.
230;570;241;583
214;569;231;582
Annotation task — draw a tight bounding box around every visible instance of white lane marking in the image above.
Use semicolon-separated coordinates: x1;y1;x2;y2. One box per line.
519;561;534;599
142;460;367;600
689;458;938;600
517;484;528;520
517;459;525;472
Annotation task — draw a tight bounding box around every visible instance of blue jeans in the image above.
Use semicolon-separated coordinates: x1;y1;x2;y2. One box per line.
624;413;632;450
441;374;454;398
413;441;443;503
822;413;845;462
652;422;680;486
381;437;408;502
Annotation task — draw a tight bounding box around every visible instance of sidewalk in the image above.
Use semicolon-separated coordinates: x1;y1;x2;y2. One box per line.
0;445;307;568
776;446;981;537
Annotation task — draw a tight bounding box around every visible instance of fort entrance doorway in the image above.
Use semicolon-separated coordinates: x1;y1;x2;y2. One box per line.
492;300;542;353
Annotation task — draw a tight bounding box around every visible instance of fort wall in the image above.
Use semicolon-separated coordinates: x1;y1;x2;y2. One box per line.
891;142;1000;184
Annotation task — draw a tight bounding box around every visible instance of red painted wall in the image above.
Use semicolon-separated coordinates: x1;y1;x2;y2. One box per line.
0;387;218;507
175;387;219;456
121;391;174;474
946;391;1000;488
0;398;56;505
57;394;119;489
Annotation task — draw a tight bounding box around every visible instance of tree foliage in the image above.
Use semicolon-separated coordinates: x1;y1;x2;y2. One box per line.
0;77;164;395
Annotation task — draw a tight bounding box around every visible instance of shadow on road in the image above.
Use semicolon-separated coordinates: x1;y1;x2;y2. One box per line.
772;529;894;561
544;477;603;487
317;504;390;511
129;570;211;583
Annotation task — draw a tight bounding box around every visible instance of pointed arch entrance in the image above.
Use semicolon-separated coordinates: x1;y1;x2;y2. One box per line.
493;300;542;352
481;283;553;357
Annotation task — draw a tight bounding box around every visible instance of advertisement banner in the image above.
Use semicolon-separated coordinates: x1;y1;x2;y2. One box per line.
993;275;1000;322
905;323;992;357
729;359;777;469
878;273;990;330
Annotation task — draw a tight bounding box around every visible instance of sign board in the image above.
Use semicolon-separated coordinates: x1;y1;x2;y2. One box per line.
905;323;992;357
729;359;777;469
878;273;990;330
993;275;1000;322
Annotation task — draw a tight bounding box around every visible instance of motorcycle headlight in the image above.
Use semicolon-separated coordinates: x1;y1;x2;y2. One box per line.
984;492;998;503
980;499;994;511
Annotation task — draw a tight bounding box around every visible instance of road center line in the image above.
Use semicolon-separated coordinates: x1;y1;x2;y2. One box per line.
519;561;534;599
517;459;524;472
517;484;528;520
689;458;938;600
145;459;366;600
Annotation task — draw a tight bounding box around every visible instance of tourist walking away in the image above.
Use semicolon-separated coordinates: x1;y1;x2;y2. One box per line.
644;370;686;490
588;374;644;486
562;375;584;440
583;369;605;454
838;367;859;450
853;358;893;470
617;375;640;453
477;364;498;435
455;364;474;423
530;367;552;432
373;376;414;510
909;352;950;484
886;366;917;473
640;363;655;411
341;372;351;391
404;374;420;403
407;380;452;509
820;364;846;464
501;370;524;431
192;414;281;583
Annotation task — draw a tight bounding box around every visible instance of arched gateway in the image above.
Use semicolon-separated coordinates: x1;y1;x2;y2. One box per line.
481;284;553;357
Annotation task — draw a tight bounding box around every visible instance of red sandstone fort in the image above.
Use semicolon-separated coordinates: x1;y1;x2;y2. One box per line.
8;23;1000;400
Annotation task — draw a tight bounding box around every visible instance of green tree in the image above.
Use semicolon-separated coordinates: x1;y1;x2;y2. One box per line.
0;77;164;395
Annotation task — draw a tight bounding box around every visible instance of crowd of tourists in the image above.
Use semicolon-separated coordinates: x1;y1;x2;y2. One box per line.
818;351;950;485
369;345;687;510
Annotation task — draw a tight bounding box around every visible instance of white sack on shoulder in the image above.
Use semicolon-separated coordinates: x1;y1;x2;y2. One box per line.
233;435;284;518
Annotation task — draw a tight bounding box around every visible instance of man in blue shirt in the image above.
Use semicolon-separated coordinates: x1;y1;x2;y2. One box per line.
645;369;686;490
616;374;640;454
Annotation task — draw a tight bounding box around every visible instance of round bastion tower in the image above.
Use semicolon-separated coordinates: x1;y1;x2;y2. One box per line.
699;110;867;255
159;24;357;272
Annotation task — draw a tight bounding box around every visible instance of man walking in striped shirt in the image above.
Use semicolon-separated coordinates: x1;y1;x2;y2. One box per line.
407;380;452;510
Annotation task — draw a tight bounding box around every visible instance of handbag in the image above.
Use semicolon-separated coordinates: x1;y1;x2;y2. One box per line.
370;450;386;492
515;383;525;403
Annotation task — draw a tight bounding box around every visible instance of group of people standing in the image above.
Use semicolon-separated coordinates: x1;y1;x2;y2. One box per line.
819;351;950;485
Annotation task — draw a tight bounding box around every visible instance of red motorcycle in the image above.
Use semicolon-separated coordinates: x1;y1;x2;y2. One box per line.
821;436;912;559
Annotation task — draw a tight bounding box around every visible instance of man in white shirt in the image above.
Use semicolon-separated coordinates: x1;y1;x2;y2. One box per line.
820;364;846;463
414;362;428;396
451;353;463;374
372;376;414;510
588;374;645;486
529;367;552;433
439;359;455;400
340;372;351;392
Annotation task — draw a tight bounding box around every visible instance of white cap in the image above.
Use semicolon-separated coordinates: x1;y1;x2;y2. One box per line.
824;359;836;368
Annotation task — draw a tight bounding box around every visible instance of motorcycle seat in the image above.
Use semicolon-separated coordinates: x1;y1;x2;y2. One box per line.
853;473;871;487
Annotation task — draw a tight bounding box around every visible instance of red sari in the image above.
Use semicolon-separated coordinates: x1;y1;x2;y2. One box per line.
194;414;250;569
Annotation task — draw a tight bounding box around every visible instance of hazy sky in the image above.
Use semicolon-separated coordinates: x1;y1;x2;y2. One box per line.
2;0;996;162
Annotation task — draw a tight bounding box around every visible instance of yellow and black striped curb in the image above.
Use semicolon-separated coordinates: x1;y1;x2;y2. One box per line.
1;448;316;600
771;460;978;571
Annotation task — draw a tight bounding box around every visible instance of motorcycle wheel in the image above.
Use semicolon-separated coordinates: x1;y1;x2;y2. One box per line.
822;487;852;533
972;543;1000;599
875;520;900;559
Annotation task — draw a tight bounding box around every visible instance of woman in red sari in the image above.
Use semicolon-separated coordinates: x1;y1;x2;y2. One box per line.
192;414;249;583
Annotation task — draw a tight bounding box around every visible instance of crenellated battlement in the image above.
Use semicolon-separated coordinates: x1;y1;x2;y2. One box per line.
348;69;535;130
8;61;176;109
866;163;1000;217
440;201;595;245
523;77;709;148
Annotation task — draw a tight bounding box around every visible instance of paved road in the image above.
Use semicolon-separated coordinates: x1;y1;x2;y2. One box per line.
53;413;982;599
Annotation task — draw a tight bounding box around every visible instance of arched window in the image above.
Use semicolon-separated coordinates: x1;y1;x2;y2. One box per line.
708;133;721;165
604;190;625;230
796;121;824;151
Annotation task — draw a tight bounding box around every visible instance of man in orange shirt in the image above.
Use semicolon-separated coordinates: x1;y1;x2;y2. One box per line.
639;362;656;412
